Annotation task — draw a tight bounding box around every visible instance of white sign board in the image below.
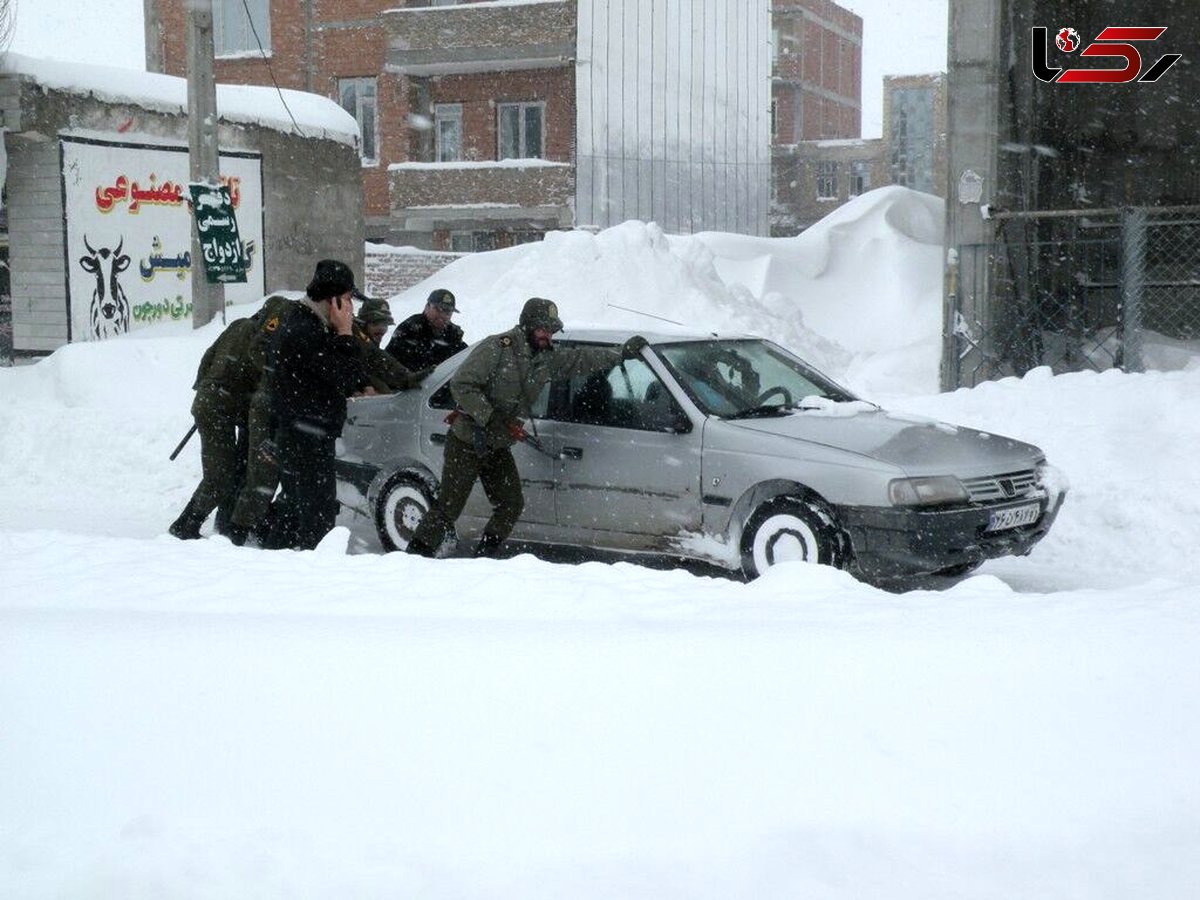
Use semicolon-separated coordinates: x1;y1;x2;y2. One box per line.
61;136;265;340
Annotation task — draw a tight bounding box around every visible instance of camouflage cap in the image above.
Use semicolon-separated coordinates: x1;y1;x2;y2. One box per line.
519;297;564;333
357;297;394;326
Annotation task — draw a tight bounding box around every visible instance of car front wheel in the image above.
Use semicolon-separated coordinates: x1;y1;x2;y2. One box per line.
740;496;846;579
374;473;435;552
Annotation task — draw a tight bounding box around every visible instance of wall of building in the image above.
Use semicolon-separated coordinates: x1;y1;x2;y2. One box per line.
575;0;772;235
364;246;460;299
152;0;404;230
0;71;363;355
882;74;947;198
771;0;862;143
943;0;1200;389
771;139;884;233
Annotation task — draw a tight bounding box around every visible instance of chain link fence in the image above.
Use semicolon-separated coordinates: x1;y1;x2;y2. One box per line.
946;206;1200;389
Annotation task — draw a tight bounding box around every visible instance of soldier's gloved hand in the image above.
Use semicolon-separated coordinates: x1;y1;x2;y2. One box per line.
621;335;650;360
507;420;529;443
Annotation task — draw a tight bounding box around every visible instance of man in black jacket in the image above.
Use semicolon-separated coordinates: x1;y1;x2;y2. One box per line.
385;288;466;372
264;259;367;550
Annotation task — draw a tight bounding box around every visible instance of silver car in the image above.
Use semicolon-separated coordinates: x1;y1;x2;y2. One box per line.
336;329;1066;582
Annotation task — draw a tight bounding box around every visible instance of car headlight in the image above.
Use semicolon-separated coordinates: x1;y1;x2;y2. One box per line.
1035;461;1069;501
888;475;969;507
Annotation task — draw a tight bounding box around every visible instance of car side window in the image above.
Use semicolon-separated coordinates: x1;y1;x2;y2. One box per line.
556;358;686;432
429;378;550;417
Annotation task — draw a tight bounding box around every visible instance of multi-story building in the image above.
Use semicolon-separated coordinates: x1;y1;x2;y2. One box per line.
146;0;772;250
771;72;946;235
769;0;863;234
882;73;947;197
770;0;861;144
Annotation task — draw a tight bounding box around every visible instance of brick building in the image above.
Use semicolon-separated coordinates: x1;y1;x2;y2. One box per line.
772;73;947;235
146;0;772;251
769;0;864;234
770;0;862;144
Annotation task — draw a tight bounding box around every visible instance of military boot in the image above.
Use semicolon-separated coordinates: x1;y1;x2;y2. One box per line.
472;532;504;558
168;498;205;540
406;536;437;558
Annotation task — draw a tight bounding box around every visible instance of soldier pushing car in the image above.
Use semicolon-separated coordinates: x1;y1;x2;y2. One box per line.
406;296;649;559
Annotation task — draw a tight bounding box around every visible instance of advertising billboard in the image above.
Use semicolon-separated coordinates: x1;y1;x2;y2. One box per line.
61;136;265;340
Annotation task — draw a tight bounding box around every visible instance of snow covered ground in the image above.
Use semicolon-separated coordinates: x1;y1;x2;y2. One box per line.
3;189;1199;898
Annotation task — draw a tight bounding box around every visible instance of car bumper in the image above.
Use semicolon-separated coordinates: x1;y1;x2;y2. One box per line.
840;493;1066;580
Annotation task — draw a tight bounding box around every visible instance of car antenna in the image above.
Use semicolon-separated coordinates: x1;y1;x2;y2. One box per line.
606;302;718;337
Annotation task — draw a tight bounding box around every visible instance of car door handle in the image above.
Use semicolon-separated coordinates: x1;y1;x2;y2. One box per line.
561;446;583;460
430;432;447;445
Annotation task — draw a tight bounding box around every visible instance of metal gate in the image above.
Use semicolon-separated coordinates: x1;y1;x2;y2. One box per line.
945;206;1200;389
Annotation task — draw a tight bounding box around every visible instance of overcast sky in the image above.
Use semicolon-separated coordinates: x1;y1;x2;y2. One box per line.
7;0;947;139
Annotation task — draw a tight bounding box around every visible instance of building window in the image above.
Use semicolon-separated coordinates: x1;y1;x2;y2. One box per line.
214;0;270;55
816;161;839;200
511;230;544;245
450;231;498;253
434;104;463;163
850;160;871;197
498;102;545;160
339;78;378;164
770;99;778;140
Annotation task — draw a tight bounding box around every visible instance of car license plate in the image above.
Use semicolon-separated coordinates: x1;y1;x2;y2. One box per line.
986;502;1041;532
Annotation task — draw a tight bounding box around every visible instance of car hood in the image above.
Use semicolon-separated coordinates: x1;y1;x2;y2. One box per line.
723;405;1044;477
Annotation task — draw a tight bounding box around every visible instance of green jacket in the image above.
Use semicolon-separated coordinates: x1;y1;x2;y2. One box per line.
352;322;428;394
449;326;621;449
191;295;296;419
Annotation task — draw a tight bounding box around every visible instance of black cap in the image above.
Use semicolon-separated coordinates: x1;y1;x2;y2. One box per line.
427;288;458;314
519;297;564;333
306;259;360;302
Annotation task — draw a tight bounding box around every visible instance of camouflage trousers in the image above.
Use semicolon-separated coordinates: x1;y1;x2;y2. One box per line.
186;383;246;523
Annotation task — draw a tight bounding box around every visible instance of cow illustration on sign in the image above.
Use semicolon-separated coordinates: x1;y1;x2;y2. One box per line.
79;235;131;339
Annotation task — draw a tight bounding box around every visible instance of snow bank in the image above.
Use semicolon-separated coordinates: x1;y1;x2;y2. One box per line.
389;187;946;394
3;200;1200;899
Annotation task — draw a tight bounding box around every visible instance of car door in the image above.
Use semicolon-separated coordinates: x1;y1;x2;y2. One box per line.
538;354;704;548
422;378;557;526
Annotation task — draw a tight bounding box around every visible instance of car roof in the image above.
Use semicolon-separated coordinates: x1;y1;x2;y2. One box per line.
555;326;758;345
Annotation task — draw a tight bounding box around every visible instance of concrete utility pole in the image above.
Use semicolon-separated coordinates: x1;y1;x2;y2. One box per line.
187;0;225;328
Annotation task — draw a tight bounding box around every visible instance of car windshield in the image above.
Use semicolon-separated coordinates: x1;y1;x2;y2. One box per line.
656;339;856;418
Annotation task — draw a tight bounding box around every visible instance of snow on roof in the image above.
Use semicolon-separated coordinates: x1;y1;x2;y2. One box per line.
0;52;360;147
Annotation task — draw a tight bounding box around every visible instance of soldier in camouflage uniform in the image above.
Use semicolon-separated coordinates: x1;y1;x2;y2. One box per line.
168;294;296;540
352;296;431;395
407;297;649;559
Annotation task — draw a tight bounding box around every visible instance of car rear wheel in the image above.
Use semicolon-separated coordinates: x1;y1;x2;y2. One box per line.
374;473;435;552
740;496;846;579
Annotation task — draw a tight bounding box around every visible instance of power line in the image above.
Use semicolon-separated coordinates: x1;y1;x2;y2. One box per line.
238;0;305;137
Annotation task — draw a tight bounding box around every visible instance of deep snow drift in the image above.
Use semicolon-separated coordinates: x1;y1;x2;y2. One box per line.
2;188;1199;898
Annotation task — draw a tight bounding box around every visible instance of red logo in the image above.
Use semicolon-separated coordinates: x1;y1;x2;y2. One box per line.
1055;28;1080;52
1032;25;1182;84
